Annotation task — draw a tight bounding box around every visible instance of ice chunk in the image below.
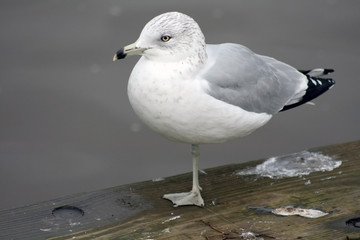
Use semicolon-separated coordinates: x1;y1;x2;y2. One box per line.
272;206;328;218
236;151;341;178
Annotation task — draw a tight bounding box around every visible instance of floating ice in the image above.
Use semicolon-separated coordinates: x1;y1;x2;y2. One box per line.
236;151;341;178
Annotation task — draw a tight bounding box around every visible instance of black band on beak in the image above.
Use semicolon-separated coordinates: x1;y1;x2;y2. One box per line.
115;48;127;60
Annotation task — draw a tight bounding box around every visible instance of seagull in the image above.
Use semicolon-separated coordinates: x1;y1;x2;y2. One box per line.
113;12;335;207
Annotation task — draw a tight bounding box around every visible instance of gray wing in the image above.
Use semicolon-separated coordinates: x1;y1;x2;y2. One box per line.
200;43;307;115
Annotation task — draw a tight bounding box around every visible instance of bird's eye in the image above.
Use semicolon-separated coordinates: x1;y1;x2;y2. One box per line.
160;35;172;42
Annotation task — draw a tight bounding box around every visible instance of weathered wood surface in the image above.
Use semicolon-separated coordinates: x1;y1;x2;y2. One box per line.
1;140;360;240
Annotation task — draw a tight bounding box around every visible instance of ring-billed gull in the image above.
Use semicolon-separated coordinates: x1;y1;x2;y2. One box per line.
113;12;335;207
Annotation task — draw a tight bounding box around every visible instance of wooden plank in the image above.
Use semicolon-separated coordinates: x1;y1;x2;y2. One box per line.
0;185;153;239
1;140;360;240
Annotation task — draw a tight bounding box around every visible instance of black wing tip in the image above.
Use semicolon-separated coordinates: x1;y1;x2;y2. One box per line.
280;75;335;112
324;68;334;74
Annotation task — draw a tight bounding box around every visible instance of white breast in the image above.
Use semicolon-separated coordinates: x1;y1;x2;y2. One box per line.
127;57;272;144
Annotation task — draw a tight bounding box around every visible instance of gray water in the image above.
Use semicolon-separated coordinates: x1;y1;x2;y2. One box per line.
1;0;359;210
